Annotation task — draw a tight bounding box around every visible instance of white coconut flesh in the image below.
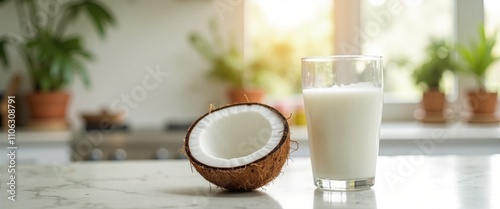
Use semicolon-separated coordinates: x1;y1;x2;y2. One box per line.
188;104;285;168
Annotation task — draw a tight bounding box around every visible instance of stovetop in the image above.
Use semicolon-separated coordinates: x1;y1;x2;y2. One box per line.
71;122;192;161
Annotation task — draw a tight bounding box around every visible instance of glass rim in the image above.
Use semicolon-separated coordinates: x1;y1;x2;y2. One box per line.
302;55;382;62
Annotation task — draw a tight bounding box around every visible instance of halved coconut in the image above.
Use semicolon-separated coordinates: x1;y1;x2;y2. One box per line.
184;103;290;192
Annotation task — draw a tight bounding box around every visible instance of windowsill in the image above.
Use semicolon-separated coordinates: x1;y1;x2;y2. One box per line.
290;121;500;141
290;121;500;156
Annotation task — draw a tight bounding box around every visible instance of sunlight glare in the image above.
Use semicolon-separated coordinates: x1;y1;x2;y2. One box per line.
254;0;329;30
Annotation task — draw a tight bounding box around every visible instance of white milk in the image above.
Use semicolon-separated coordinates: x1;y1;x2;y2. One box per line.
303;86;383;180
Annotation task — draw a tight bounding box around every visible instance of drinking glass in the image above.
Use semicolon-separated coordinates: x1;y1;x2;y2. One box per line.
302;55;383;191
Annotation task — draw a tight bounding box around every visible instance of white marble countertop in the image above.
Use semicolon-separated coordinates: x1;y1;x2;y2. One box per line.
1;155;499;209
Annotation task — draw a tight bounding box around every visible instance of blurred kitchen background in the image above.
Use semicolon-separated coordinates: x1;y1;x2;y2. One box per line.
0;0;499;164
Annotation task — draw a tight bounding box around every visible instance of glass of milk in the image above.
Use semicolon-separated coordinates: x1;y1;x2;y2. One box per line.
302;55;383;191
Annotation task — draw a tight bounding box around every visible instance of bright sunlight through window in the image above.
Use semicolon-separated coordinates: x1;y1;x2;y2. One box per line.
485;0;500;94
361;0;455;102
246;0;334;95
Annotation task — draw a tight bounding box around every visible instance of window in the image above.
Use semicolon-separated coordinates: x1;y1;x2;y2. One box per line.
351;0;498;120
361;0;455;102
244;0;497;121
245;0;334;96
485;0;500;93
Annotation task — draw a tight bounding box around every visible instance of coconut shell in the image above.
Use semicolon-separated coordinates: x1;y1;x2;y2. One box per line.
184;103;291;192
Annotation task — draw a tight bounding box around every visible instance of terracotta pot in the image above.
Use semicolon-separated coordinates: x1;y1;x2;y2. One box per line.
416;90;447;123
467;90;498;114
227;88;265;103
421;90;446;112
26;92;70;119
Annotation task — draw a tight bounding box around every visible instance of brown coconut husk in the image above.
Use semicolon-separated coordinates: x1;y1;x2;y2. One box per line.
184;102;291;192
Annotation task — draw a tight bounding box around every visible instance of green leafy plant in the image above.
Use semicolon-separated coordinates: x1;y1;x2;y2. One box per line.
0;0;115;92
412;38;456;91
458;25;499;90
189;20;282;90
189;20;247;89
247;41;300;94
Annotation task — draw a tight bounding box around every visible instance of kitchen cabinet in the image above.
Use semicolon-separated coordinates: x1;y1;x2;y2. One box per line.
0;130;71;164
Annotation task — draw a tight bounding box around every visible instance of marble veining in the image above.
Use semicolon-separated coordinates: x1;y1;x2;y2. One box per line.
1;155;499;209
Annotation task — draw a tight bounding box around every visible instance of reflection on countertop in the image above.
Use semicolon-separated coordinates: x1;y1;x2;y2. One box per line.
1;155;499;209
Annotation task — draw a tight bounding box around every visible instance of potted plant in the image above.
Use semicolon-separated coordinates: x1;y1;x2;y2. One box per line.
412;38;456;123
458;25;499;123
0;0;115;126
189;20;266;103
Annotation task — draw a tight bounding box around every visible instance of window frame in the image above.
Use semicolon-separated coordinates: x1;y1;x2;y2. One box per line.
334;0;489;121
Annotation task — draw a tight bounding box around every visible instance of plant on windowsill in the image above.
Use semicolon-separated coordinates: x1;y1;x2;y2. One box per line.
412;38;456;123
458;25;499;123
0;0;115;129
188;20;268;103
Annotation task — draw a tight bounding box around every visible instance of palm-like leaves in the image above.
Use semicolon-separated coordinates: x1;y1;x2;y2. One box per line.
26;30;92;91
458;25;499;89
0;38;9;66
64;0;115;37
0;0;115;92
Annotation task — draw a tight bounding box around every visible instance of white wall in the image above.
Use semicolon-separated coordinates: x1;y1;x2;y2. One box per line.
0;0;244;129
